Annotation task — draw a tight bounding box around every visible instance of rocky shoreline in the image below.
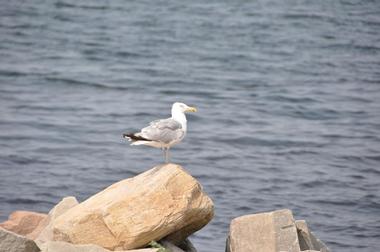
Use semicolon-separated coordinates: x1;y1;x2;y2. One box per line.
0;164;330;252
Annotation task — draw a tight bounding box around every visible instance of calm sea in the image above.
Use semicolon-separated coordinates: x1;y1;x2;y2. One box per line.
1;1;380;251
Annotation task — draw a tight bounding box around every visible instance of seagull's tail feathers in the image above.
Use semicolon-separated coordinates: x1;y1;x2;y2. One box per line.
130;141;150;146
123;133;152;145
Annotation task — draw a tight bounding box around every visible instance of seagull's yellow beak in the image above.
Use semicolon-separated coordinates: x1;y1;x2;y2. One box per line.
185;106;197;113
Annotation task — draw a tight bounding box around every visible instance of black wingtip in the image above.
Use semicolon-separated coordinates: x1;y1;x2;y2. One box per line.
122;133;151;141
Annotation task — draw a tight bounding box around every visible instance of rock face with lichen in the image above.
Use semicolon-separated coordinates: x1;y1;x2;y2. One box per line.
51;164;214;250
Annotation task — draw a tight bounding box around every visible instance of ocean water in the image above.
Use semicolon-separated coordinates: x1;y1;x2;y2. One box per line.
1;0;380;251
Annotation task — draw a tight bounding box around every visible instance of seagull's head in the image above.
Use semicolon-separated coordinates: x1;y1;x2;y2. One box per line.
172;102;197;114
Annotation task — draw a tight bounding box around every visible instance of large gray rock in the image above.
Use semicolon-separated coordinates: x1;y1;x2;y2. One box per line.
0;227;40;252
227;209;300;252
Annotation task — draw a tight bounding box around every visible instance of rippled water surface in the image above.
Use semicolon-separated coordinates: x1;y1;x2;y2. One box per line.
1;1;380;251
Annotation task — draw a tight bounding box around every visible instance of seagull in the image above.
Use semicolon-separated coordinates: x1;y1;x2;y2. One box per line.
123;102;197;163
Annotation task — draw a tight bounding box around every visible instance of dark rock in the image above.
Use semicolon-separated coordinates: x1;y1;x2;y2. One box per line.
295;220;331;252
0;227;40;252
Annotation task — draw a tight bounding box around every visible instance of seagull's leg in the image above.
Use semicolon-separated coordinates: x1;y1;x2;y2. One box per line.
162;147;166;163
166;147;170;163
164;147;169;163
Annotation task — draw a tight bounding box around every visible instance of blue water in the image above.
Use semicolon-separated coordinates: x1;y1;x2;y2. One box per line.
1;1;380;251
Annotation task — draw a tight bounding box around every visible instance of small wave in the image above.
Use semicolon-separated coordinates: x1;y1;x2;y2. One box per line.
264;95;319;104
45;77;129;91
289;108;340;120
53;14;73;23
5;198;53;205
282;13;336;21
35;192;56;198
235;205;252;212
360;168;380;175
322;43;380;53
55;1;109;10
1;154;51;165
115;51;145;58
0;69;29;77
160;89;221;99
306;199;357;207
216;136;324;148
365;155;380;161
349;174;366;180
275;149;319;155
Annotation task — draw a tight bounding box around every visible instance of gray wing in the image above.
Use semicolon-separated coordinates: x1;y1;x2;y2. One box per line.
139;118;184;144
